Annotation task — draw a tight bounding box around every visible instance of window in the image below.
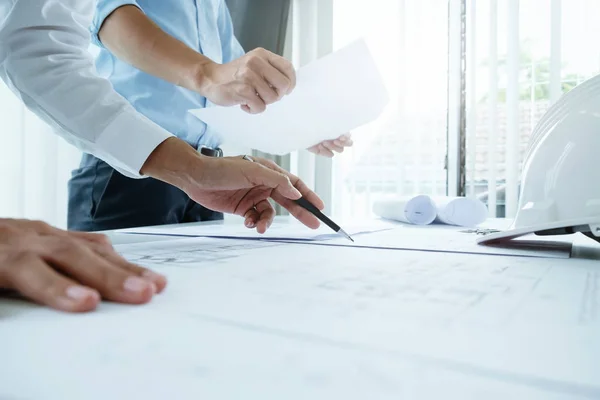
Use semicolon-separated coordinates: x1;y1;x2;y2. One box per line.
466;0;600;217
326;0;600;220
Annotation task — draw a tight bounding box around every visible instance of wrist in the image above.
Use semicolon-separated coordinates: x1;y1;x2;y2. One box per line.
140;137;207;193
185;57;216;96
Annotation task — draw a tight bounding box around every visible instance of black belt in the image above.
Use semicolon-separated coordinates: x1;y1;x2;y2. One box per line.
199;146;223;158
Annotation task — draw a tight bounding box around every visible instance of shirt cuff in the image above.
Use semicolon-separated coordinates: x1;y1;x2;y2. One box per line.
95;109;174;179
91;0;142;48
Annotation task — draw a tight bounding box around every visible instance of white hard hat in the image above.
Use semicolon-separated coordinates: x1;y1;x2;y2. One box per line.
478;74;600;244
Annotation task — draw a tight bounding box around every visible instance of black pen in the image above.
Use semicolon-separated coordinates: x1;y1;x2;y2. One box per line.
242;155;354;242
294;196;354;242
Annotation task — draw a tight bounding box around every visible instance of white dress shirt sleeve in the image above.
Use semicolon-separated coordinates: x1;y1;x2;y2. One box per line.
0;0;174;178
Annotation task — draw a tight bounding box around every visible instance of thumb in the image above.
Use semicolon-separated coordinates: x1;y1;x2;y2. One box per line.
249;163;302;200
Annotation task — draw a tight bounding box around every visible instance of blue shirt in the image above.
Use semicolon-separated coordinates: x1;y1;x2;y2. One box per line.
91;0;245;149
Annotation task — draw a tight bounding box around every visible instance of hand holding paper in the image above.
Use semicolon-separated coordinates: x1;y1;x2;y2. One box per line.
198;47;297;114
190;39;389;155
307;133;354;157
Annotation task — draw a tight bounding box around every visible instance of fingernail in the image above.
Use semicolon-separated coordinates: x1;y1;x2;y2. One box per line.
245;220;252;228
123;276;152;293
66;285;99;301
141;272;160;294
142;270;165;288
142;270;163;279
292;188;302;198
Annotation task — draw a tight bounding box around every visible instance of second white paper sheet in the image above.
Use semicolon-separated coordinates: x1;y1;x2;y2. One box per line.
189;39;389;155
120;220;391;241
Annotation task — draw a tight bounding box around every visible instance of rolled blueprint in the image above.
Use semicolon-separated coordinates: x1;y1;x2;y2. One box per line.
373;195;488;227
373;195;437;225
431;196;488;227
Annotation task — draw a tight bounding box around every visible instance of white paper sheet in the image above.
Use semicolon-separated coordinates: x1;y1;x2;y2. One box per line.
295;224;573;259
119;219;570;258
189;39;389;155
1;239;598;399
120;221;391;241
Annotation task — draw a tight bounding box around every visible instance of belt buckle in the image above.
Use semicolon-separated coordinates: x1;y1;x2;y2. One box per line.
200;146;223;158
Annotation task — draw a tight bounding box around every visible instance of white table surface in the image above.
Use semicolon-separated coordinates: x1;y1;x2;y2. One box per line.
2;218;599;400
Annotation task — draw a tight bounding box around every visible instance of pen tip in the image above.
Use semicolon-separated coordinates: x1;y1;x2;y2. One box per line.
339;229;354;242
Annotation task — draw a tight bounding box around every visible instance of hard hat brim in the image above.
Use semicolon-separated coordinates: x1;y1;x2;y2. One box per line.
477;217;600;244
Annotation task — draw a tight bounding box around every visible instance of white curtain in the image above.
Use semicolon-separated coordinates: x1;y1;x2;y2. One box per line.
0;84;81;228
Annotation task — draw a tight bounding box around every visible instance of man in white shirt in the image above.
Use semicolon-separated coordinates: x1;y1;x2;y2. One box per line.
0;0;324;312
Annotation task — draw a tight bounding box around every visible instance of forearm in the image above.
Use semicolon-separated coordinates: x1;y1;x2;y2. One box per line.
140;137;207;193
99;5;210;92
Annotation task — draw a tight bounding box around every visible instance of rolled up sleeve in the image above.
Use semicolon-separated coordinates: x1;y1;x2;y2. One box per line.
91;0;142;47
0;0;173;178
